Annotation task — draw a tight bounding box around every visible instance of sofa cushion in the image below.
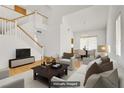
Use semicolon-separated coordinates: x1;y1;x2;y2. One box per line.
101;56;110;64
84;62;102;86
85;74;101;88
100;69;119;88
93;76;105;88
68;72;85;87
85;69;119;88
1;79;24;88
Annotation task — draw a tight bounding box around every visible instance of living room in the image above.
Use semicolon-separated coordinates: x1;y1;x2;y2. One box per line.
0;3;124;89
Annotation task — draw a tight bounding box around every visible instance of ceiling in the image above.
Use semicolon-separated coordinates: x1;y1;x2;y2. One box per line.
21;5;51;17
0;6;23;19
22;5;109;32
49;5;91;16
0;5;109;32
64;6;109;32
21;5;91;17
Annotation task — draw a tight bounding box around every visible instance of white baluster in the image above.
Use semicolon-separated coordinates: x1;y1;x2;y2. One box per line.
5;21;7;35
9;22;12;36
9;21;11;36
2;20;3;35
14;21;17;37
0;19;1;35
0;19;2;35
3;21;6;35
10;21;12;36
2;20;4;35
6;21;8;35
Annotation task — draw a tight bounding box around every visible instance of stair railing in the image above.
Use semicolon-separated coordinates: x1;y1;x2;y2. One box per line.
0;17;43;48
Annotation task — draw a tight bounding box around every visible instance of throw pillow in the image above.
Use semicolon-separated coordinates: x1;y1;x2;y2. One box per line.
86;60;96;72
85;69;119;88
95;55;101;59
85;74;101;88
93;76;106;88
101;56;110;64
100;69;119;88
86;58;102;72
95;58;102;65
99;61;113;72
83;62;102;86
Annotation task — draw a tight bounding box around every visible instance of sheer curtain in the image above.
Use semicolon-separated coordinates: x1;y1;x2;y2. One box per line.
80;36;97;50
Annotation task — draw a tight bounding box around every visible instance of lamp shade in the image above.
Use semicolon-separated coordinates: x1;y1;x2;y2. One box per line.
97;45;108;52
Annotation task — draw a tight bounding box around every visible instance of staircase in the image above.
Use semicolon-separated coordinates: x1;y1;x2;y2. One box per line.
0;5;48;62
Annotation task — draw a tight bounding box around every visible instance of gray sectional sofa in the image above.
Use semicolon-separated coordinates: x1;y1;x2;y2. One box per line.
0;68;24;88
51;58;120;88
0;68;9;80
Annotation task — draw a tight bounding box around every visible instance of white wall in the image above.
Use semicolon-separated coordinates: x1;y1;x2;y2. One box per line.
38;7;81;57
0;36;42;69
39;9;61;57
73;29;106;49
106;6;124;67
60;18;73;57
37;6;90;57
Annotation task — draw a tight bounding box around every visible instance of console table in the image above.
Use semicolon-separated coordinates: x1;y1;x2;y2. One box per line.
9;56;35;68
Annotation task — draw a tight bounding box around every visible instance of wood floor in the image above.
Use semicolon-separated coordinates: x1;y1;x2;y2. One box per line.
9;60;81;76
9;60;42;76
73;60;81;69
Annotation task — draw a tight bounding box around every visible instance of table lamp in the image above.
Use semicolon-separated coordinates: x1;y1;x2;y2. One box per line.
97;45;108;57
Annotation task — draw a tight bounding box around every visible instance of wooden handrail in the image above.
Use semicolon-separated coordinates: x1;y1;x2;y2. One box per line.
0;6;44;49
0;5;24;16
0;17;43;48
11;12;35;21
1;5;48;22
37;12;48;19
0;17;15;22
1;5;15;12
17;25;43;48
12;11;48;21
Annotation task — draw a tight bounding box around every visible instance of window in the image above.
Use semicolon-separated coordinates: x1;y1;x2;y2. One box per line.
116;14;121;56
80;36;97;50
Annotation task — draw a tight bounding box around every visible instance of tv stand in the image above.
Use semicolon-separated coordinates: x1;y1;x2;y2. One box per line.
9;56;35;68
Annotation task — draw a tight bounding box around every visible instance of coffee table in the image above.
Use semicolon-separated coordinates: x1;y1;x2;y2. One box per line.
32;64;69;87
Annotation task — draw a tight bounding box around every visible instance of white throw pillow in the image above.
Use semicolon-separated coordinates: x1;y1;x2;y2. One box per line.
95;58;102;65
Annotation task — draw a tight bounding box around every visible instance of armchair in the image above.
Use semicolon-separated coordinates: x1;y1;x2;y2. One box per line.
58;52;77;70
74;49;86;58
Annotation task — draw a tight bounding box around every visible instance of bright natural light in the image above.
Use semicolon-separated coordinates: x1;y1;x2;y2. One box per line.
80;36;97;50
116;14;121;56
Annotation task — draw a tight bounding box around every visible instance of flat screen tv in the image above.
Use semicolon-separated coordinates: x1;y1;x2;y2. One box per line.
16;48;31;59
